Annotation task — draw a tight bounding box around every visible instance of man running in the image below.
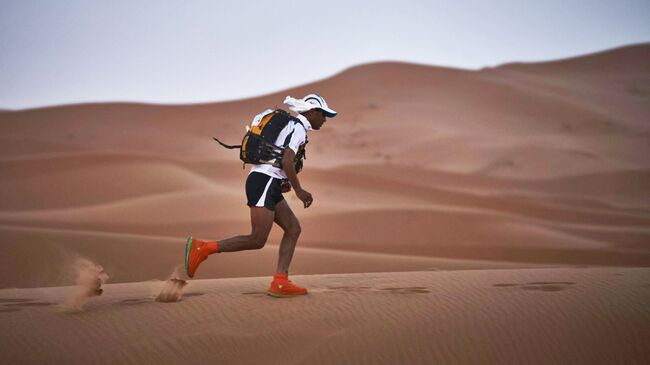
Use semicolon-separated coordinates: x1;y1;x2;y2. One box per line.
184;93;337;298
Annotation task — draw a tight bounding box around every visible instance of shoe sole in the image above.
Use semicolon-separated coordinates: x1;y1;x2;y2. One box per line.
266;291;308;298
185;236;193;278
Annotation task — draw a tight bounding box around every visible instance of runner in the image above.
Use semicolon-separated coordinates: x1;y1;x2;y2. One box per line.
185;94;337;298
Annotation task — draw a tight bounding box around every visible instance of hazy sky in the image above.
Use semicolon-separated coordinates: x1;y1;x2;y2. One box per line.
1;0;649;109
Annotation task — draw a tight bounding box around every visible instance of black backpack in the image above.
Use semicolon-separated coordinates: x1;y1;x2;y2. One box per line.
214;109;308;173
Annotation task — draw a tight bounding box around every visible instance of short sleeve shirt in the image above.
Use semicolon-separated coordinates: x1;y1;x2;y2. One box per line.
249;113;310;179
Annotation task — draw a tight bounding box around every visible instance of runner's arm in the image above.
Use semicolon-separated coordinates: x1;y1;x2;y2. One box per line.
282;148;313;208
282;148;301;191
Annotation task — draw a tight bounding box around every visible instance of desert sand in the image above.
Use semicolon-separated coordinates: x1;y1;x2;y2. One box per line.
1;268;649;364
1;44;649;363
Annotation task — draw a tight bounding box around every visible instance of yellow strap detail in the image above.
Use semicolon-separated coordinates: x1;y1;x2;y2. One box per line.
241;135;249;159
250;110;277;135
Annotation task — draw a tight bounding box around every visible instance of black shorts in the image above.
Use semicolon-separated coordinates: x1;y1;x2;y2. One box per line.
246;172;284;211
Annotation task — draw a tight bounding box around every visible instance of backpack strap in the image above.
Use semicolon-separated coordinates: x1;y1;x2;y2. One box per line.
212;137;241;149
281;117;305;148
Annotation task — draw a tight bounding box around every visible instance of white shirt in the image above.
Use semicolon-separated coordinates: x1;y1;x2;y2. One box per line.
249;113;311;179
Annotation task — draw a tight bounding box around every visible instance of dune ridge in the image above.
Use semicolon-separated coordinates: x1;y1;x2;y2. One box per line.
1;43;649;287
1;44;649;364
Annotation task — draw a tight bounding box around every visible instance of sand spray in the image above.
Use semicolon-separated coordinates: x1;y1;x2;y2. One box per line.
64;256;109;311
60;256;189;309
155;264;188;302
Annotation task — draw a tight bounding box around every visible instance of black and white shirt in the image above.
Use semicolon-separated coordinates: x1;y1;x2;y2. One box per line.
249;113;311;179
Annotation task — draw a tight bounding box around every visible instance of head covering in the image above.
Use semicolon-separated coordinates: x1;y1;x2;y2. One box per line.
283;93;337;118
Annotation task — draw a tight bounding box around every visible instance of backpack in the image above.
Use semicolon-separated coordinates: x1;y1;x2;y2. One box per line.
214;109;308;173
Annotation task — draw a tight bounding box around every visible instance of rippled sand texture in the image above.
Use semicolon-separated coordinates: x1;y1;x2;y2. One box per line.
1;269;648;364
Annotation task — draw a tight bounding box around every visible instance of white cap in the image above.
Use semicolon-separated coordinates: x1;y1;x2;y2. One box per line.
302;93;337;117
281;93;338;118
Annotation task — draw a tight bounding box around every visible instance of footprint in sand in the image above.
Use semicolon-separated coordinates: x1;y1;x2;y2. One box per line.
182;292;205;298
241;291;267;296
120;298;151;306
323;286;431;294
377;287;431;294
4;302;55;307
1;301;54;312
326;286;372;292
493;281;576;292
0;298;35;303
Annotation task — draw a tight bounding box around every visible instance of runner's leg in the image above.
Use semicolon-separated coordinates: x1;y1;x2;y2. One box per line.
273;200;301;274
217;207;275;252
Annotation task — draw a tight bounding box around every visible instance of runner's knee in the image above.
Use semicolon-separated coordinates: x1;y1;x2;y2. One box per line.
250;234;268;249
286;222;301;239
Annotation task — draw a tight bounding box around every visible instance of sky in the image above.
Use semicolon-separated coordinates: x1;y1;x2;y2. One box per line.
1;0;649;110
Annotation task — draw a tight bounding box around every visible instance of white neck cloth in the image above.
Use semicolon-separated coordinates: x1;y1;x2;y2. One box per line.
284;95;318;114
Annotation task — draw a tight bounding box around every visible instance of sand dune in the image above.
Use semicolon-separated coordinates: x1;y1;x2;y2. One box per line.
0;152;232;210
496;43;650;75
1;269;648;364
1;44;648;174
0;44;649;364
0;45;648;282
1;151;647;273
0;225;548;289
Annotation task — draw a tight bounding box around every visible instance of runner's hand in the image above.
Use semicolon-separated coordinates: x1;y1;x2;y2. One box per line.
296;188;313;208
281;180;292;193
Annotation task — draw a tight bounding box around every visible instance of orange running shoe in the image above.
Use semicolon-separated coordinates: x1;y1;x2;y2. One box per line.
267;274;308;298
185;236;218;278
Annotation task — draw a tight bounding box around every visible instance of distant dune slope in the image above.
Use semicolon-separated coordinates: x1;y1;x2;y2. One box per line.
1;43;648;175
0;44;648;286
